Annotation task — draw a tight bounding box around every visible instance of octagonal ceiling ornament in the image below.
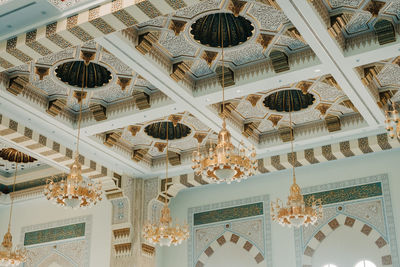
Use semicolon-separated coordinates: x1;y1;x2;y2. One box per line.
190;13;254;48
263;89;316;112
55;61;112;89
144;121;192;140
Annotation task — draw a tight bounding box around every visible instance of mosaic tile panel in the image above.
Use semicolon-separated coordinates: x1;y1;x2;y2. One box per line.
303;182;382;205
193;202;263;226
24;222;85;246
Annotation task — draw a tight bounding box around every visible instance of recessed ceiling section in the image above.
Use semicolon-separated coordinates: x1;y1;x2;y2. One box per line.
95;112;215;167
134;0;311;81
3;41;164;125
211;74;362;144
355;56;400;106
312;0;400;51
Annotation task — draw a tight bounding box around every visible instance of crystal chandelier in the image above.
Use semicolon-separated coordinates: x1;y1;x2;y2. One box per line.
0;148;34;266
271;102;323;228
143;124;189;246
191;18;257;184
44;63;102;209
385;100;399;139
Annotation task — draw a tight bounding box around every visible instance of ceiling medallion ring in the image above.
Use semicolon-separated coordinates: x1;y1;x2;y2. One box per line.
185;10;260;53
262;88;320;115
51;59;117;92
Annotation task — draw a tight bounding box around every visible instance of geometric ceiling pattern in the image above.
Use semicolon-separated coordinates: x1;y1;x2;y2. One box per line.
0;0;400;193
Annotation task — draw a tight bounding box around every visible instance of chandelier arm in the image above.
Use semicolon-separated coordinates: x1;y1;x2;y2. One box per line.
7;162;17;232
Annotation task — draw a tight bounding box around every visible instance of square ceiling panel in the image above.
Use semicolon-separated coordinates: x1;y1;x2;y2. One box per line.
211;74;363;146
133;0;312;80
94;112;216;168
4;40;166;127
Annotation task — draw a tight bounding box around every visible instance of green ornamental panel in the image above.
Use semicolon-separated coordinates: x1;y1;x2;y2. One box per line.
24;222;85;246
194;202;263;226
304;182;382;206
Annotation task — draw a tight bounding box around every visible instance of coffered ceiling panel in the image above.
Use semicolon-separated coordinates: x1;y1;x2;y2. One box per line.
4;41;167;126
134;0;311;80
94;112;216;167
212;74;362;144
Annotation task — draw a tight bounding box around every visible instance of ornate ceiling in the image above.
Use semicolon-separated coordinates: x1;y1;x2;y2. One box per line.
0;0;399;193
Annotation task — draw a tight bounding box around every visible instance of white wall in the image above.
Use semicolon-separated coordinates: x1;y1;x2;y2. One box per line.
158;148;400;267
0;196;112;267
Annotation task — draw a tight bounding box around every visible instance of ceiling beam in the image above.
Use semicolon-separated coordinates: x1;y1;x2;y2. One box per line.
98;33;254;148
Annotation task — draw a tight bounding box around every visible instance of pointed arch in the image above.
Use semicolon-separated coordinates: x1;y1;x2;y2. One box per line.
302;214;392;267
195;232;265;267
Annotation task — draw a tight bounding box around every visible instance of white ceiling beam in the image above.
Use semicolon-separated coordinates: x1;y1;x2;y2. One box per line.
97;33;254;148
195;62;327;105
277;0;385;126
345;40;400;67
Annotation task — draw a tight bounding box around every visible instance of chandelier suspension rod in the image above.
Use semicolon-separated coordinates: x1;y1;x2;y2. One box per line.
165;124;169;205
7;162;18;232
221;15;225;118
289;93;296;184
75;65;87;157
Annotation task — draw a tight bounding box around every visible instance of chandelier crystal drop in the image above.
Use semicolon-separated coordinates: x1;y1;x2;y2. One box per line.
385;101;399;139
270;99;322;228
44;62;102;209
0;149;34;266
191;17;257;184
143;123;189;247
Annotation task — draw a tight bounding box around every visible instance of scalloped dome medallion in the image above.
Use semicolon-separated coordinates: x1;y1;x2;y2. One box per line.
55;61;112;88
190;13;254;48
0;148;37;163
144;121;191;140
263;89;315;112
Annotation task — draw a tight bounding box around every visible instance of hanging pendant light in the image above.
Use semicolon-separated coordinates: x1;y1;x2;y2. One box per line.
143;124;189;247
44;61;102;209
192;15;257;184
270;96;323;228
385;100;400;139
0;148;35;266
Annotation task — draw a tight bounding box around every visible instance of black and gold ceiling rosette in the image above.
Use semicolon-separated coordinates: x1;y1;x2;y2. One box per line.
55;61;112;88
144;121;191;140
0;148;37;163
263;89;315;112
190;13;254;48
